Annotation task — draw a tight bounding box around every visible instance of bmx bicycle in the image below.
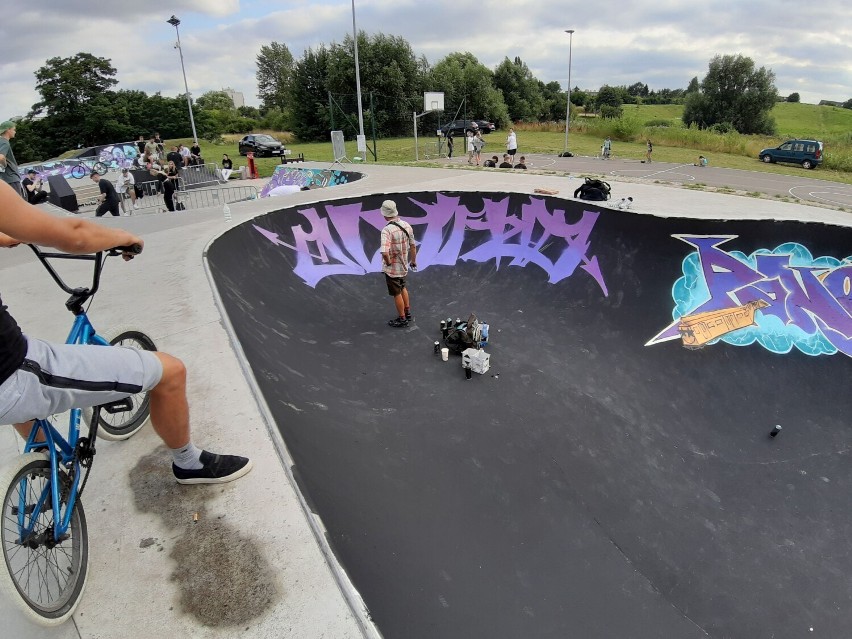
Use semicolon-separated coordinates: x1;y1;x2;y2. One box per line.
69;159;109;180
0;243;155;625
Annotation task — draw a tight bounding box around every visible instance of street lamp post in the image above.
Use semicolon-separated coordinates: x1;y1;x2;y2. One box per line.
563;29;575;154
351;0;366;157
167;15;198;144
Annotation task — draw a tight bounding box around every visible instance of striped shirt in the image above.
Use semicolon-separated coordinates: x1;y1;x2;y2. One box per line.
380;219;414;278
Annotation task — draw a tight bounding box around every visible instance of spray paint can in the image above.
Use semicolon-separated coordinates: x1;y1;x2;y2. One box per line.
455;317;461;328
434;341;440;354
770;425;782;438
465;366;472;380
440;320;446;334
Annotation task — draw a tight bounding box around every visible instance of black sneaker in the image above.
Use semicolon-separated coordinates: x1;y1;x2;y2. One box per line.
388;317;409;328
173;450;253;485
405;312;413;322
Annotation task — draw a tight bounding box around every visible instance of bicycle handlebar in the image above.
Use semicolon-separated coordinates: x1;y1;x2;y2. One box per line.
27;243;142;309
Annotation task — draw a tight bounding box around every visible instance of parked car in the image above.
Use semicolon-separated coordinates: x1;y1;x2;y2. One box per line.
439;120;496;136
238;134;287;157
759;139;823;169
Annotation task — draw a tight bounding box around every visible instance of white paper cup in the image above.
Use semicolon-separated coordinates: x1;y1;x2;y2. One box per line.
441;348;449;361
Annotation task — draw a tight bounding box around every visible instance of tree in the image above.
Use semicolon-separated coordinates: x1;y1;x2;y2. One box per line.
787;92;800;103
427;52;509;129
686;77;700;94
493;57;545;121
325;32;426;138
844;98;852;109
256;42;295;112
32;53;118;117
596;85;623;110
289;45;332;140
682;54;777;134
196;91;236;111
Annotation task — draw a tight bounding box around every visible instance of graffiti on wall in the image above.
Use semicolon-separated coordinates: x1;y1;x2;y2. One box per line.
260;167;359;197
647;235;852;357
253;192;608;294
24;144;139;180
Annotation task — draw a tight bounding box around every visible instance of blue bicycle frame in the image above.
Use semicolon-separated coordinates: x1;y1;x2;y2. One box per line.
17;314;110;542
15;246;114;544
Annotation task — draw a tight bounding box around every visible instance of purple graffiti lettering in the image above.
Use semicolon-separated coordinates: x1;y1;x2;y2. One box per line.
650;234;852;358
253;194;608;294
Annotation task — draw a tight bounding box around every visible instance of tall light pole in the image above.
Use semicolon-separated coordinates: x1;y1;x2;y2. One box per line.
563;29;575;154
350;0;366;156
167;15;198;144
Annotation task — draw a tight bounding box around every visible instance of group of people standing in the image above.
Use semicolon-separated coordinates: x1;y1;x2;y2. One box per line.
453;127;523;168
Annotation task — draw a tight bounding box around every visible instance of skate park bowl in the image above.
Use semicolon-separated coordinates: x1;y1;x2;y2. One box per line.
206;191;852;639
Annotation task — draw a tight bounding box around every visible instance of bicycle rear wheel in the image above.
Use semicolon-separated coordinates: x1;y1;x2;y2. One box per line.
93;162;108;175
70;164;86;179
84;325;157;441
0;453;89;626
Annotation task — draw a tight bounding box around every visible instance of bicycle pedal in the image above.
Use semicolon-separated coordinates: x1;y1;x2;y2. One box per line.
102;398;132;414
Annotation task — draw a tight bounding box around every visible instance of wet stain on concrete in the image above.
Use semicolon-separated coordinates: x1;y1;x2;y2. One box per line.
129;447;279;627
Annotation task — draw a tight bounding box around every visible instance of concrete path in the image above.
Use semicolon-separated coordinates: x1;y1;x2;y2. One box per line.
2;162;849;639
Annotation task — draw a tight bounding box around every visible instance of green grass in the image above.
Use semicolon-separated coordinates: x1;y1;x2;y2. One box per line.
165;101;852;185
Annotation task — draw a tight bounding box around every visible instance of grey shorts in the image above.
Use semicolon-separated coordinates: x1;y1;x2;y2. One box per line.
0;337;163;425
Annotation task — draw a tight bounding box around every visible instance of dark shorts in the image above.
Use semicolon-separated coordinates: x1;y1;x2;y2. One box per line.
508;148;517;156
385;273;406;296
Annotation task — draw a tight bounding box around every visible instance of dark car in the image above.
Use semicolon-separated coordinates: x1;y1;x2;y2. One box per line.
238;134;287;157
439;119;496;136
759;139;823;169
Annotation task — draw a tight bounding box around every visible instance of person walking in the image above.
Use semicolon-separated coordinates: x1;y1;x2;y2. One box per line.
646;139;653;163
507;128;518;165
603;137;612;159
379;199;417;328
466;131;475;165
446;131;454;159
90;172;121;217
0;121;23;199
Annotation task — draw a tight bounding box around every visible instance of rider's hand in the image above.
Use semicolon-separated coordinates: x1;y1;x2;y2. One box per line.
122;238;143;261
0;232;21;248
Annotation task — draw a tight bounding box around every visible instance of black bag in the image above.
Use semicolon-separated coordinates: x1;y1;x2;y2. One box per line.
443;313;481;354
134;183;143;198
574;177;611;201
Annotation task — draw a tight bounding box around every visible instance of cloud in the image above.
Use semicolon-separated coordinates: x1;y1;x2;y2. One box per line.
1;0;850;120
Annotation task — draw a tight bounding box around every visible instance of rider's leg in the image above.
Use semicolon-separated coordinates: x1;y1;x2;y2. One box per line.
148;352;190;449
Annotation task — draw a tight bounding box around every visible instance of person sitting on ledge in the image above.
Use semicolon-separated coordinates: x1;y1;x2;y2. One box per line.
498;154;513;168
515;156;528;169
483;155;499;168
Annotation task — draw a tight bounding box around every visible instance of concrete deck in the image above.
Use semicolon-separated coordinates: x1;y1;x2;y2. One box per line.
2;162;850;639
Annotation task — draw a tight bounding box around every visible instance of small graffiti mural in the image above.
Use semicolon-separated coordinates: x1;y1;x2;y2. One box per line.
24;144;139;180
648;235;852;357
259;167;359;197
252;192;608;294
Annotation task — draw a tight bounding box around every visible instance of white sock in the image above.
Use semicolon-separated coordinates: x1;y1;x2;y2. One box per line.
171;442;203;469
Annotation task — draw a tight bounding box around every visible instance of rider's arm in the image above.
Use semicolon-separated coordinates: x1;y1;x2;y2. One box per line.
0;181;142;255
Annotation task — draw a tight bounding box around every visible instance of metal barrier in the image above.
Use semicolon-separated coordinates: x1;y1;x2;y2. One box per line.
130;180;257;213
175;185;259;209
179;162;223;189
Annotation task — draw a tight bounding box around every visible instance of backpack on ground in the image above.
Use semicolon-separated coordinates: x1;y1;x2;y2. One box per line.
444;313;487;354
574;177;611;201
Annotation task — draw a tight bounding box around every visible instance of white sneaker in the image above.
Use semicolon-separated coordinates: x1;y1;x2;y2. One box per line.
133;203;139;209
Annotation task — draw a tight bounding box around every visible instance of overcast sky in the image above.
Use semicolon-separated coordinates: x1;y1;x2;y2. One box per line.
2;0;850;119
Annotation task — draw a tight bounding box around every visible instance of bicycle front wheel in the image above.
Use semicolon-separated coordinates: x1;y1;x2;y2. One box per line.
0;453;89;626
93;162;108;175
85;325;158;441
70;164;86;179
